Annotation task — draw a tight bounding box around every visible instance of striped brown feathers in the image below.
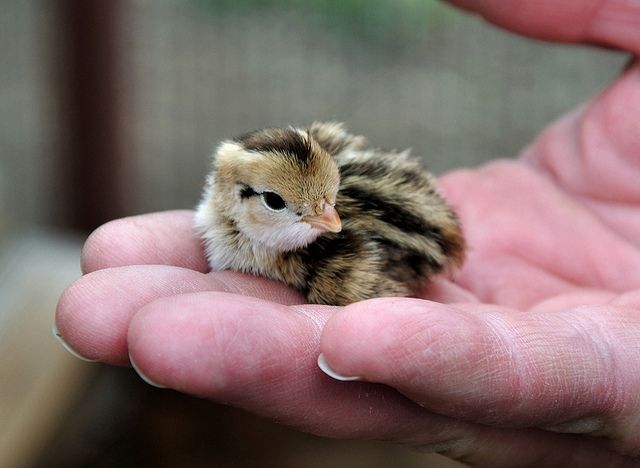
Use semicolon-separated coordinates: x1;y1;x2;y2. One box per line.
195;122;465;305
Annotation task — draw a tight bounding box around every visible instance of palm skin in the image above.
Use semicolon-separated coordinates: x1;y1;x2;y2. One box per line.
56;1;640;466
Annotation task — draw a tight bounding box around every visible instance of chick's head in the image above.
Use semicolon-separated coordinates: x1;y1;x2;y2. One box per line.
211;127;341;252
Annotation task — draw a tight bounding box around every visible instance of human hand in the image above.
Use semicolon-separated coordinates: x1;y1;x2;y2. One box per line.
55;1;640;466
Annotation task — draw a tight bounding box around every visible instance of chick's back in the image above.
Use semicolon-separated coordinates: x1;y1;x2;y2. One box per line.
283;122;465;305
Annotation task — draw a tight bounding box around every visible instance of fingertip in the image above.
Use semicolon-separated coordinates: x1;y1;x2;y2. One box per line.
80;211;209;274
55;263;307;370
52;321;97;363
55;269;126;365
55;280;114;363
80;220;112;274
129;353;167;389
127;293;223;395
80;216;145;274
320;298;460;381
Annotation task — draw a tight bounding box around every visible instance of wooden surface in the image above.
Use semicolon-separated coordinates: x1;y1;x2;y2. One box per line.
0;232;93;468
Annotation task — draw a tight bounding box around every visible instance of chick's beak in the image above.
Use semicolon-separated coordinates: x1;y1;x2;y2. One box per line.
304;203;342;233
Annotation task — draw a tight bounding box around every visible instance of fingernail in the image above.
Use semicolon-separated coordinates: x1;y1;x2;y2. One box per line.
317;353;361;381
52;323;97;362
544;416;605;434
129;354;167;389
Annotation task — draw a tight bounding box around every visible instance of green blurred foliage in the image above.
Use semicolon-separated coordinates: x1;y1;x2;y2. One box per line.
196;0;460;45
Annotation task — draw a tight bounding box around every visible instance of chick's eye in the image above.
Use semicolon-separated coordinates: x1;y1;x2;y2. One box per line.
261;191;286;211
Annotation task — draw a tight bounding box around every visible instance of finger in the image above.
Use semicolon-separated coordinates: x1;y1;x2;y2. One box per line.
128;292;631;466
522;63;640;244
81;210;209;274
55;265;304;365
447;0;640;54
320;298;640;456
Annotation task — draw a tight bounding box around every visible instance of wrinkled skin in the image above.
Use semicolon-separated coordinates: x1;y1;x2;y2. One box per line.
56;1;640;466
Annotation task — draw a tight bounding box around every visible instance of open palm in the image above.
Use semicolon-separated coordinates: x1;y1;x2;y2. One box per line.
56;2;640;466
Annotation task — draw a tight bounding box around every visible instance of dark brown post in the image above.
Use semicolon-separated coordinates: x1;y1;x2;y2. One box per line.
53;0;127;232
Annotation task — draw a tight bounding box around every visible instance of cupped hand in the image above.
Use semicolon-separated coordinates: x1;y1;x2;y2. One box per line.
55;1;640;466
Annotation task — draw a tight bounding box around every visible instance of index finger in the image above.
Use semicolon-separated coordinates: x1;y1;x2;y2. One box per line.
448;0;640;54
81;210;209;274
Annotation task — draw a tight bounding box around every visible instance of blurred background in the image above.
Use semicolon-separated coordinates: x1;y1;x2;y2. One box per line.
0;0;627;466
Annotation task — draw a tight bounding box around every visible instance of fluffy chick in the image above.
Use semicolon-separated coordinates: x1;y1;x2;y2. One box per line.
195;122;465;306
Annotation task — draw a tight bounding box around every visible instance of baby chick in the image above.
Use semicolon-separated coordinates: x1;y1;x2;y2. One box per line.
195;122;465;306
